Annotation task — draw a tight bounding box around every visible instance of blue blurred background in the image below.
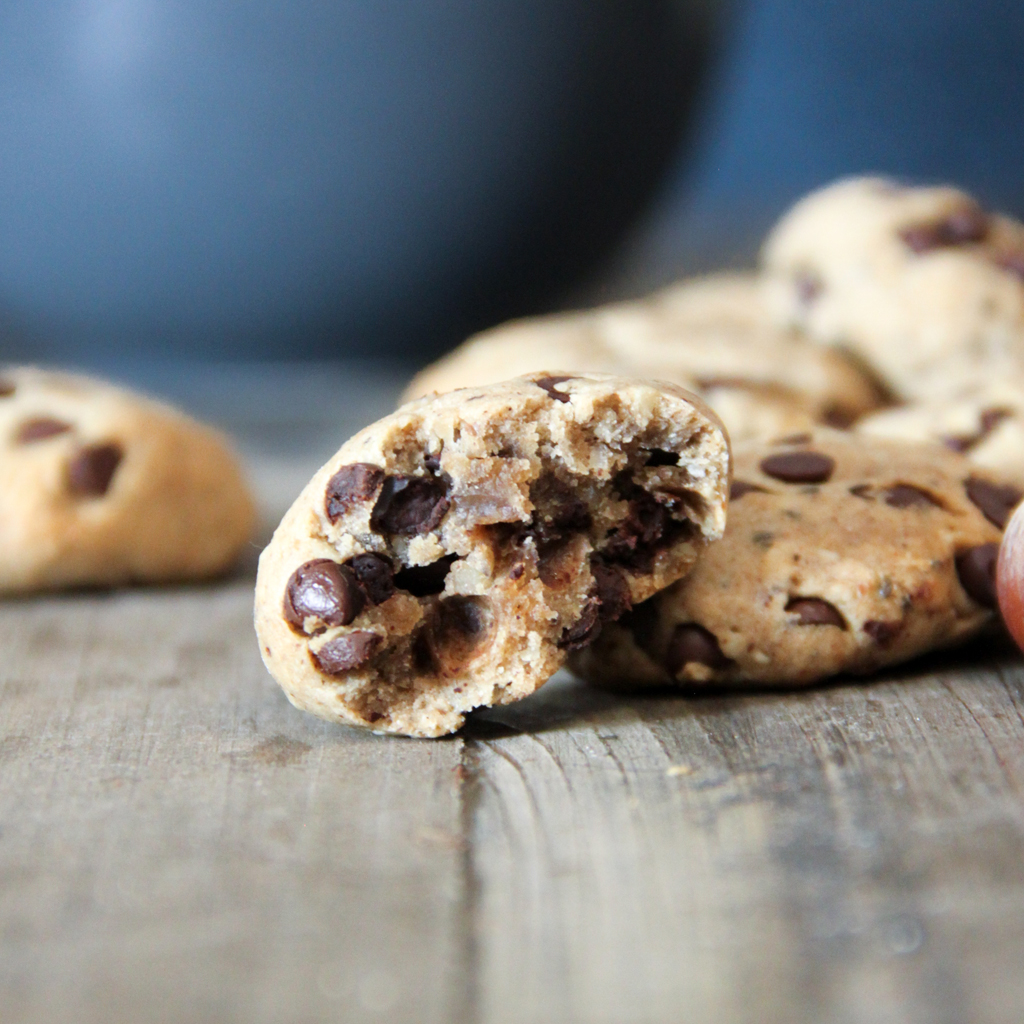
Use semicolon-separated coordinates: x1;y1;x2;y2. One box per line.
1;0;1023;364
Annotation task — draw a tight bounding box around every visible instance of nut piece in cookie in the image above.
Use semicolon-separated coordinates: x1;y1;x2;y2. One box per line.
571;428;1012;689
0;365;256;591
254;373;731;737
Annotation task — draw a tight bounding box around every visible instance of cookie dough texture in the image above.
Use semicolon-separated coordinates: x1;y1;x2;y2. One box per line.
0;366;256;591
762;176;1024;399
572;428;1014;689
255;373;730;737
858;379;1024;487
403;273;884;443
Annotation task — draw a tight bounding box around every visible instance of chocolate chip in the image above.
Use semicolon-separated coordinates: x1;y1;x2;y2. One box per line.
956;543;999;608
773;433;812;445
795;271;823;305
899;206;989;253
604;490;672;572
995;251;1024;280
590;557;632;622
371;475;450;536
284;559;365;633
428;596;494;670
393;554;457;597
534;375;574;403
557;598;601;650
621;599;659;652
980;407;1012;435
325;463;384;523
849;484;873;499
67;443;122;496
346;553;395;605
942;435;974;453
822;406;855;429
645;449;679;467
965;476;1022;528
0;379;14;397
864;620;902;644
530;474;591;543
424;453;441;473
312;631;382;675
15;417;73;443
883;484;943;509
943;407;1012;454
760;451;835;484
665;624;730;673
785;597;846;628
730;480;767;500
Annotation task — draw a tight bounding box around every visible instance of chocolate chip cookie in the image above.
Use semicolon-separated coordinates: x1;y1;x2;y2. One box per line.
0;366;256;591
254;373;730;737
762;176;1024;399
858;379;1024;487
403;274;883;442
571;428;1014;688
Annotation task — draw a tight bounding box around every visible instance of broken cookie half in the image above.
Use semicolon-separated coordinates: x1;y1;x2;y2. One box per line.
255;373;730;737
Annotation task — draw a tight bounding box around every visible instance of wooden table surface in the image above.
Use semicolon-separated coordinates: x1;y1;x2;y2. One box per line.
3;362;1024;1024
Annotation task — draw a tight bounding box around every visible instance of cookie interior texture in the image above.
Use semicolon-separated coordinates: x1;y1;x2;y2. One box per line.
570;428;1014;689
255;373;730;737
0;365;256;590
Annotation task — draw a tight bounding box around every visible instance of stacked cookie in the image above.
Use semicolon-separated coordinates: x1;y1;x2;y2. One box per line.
257;176;1024;736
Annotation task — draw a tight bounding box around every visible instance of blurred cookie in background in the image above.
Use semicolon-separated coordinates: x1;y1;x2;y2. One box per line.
0;367;256;592
858;379;1024;488
762;176;1024;399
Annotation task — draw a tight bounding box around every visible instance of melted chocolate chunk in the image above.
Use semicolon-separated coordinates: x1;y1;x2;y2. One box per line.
645;449;679;467
730;480;767;501
67;443;122;496
15;417;73;443
393;554;458;597
284;559;365;633
557;598;601;650
530;474;591;543
965;476;1022;528
312;631;382;675
346;553;395;605
590;557;632;622
534;375;575;403
785;597;847;628
665;624;730;673
325;463;384;523
0;379;14;397
604;480;673;572
942;435;973;454
883;484;943;509
424;453;441;473
371;475;450;536
955;543;999;608
822;406;855;429
864;620;902;644
760;451;835;484
899;206;989;253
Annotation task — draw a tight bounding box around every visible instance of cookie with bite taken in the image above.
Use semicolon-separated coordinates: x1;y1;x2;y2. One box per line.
254;373;730;737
